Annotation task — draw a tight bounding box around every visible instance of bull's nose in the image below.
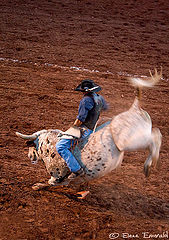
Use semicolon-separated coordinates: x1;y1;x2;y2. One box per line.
28;153;33;159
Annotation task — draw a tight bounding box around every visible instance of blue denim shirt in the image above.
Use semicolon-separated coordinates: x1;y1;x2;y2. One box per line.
77;96;94;122
77;94;108;122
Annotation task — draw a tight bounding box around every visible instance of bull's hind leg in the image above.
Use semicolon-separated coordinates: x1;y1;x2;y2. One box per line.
151;128;162;168
144;154;153;177
144;128;162;177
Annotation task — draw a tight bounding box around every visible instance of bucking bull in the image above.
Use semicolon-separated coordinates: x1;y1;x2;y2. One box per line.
16;68;162;199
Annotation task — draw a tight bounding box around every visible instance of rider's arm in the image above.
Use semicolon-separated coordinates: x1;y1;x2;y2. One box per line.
100;95;109;111
74;96;94;127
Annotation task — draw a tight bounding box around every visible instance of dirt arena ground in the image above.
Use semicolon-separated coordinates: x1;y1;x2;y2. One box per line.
0;0;168;239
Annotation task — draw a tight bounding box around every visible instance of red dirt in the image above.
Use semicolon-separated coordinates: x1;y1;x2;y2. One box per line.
0;0;168;239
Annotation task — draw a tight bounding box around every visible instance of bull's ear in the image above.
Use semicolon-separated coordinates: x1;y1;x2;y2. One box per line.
26;140;36;147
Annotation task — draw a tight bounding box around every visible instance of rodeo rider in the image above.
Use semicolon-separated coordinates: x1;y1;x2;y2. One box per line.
56;79;108;180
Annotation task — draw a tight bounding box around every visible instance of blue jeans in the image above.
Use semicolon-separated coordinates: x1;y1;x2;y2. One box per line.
56;128;92;172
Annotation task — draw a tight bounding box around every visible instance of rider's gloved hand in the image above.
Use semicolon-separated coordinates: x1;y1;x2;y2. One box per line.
73;119;83;127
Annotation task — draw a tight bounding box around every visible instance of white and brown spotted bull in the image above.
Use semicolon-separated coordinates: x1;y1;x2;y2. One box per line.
16;68;162;199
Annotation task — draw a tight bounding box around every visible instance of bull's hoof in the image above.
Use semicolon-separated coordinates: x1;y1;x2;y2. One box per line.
32;183;48;190
75;191;90;199
144;164;151;177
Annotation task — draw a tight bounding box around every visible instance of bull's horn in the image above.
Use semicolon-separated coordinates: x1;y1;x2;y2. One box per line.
16;131;38;140
16;129;48;140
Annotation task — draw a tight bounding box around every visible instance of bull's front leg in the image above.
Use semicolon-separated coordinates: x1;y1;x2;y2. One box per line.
31;176;65;190
31;176;69;190
48;176;69;186
32;177;90;199
32;182;49;190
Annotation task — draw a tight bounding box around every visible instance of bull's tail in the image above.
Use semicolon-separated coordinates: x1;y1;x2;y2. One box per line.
128;67;162;100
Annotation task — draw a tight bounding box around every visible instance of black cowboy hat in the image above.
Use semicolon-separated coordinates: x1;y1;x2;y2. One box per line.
74;79;101;93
